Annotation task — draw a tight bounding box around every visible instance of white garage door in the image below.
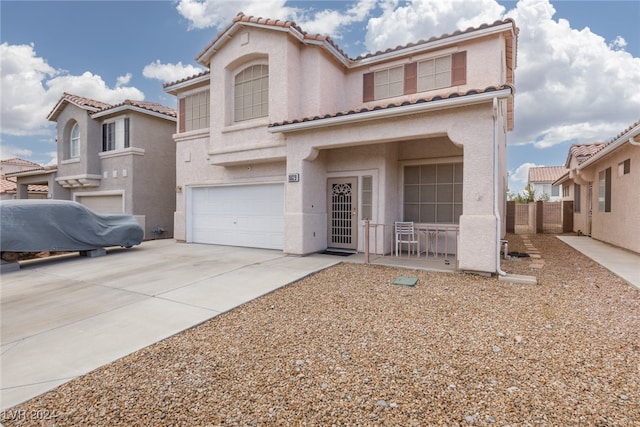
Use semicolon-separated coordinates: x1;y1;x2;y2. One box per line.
190;184;284;250
76;195;123;213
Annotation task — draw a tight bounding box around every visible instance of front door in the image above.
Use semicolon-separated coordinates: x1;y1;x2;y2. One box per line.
327;177;358;250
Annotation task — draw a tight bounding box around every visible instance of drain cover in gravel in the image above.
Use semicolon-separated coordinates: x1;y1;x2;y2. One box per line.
392;276;418;287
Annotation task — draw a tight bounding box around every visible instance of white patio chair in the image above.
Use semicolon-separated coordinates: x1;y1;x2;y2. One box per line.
395;221;418;256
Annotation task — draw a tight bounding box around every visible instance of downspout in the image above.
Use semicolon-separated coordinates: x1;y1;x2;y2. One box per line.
493;97;507;276
629;136;640;146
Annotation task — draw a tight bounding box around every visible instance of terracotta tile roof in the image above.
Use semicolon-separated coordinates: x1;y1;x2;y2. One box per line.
163;70;210;89
195;12;349;65
269;84;513;128
1;158;42;168
48;92;175;121
355;18;517;60
0;177;47;195
610;118;640;142
100;99;177;118
565;142;609;167
527;166;567;184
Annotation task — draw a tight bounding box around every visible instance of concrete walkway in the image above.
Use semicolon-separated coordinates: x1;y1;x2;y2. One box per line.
1;240;340;410
557;236;640;290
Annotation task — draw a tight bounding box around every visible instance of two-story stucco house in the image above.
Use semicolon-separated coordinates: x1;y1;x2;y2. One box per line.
164;13;518;274
556;120;639;254
39;93;178;238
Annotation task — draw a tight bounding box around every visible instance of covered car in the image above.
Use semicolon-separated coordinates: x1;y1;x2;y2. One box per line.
0;199;144;254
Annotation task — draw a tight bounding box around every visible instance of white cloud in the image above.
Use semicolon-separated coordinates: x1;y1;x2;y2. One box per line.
365;0;505;53
0;144;33;161
116;73;132;87
1;43;145;137
175;0;296;30
142;60;205;83
608;35;627;51
504;0;640;148
175;0;376;41
509;162;538;191
362;0;640;149
297;0;377;38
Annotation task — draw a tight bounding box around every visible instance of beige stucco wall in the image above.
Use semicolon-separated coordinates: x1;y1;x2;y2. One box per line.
55;105;102;180
580;143;640;253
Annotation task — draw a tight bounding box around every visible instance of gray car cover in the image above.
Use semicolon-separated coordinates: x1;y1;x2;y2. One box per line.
1;199;144;252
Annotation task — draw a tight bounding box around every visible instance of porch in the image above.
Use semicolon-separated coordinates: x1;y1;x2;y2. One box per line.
356;221;459;272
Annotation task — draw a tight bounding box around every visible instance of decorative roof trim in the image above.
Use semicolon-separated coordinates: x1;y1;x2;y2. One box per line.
269;85;513;133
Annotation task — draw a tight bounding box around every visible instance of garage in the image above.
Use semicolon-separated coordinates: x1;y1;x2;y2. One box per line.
189;183;284;250
76;194;123;213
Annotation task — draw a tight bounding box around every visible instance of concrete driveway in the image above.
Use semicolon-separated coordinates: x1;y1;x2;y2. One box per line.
1;240;340;410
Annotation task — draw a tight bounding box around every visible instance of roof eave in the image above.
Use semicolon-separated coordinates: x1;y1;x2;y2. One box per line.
578;124;640;170
269;87;512;134
90;105;176;121
164;73;210;95
356;21;516;67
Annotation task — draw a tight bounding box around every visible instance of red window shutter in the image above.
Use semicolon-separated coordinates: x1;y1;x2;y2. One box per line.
178;97;186;132
452;51;467;86
404;62;417;94
363;72;374;102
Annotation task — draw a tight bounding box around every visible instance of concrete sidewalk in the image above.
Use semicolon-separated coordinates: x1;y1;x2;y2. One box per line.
557;236;640;290
1;240;340;410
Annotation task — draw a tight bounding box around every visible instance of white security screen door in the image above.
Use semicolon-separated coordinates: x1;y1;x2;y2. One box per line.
327;177;358;250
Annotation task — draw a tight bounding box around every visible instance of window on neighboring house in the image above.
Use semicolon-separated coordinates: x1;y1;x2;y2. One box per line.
598;167;611;212
361;176;373;220
574;183;581;213
374;66;403;100
70;123;81;158
234;64;268;122
363;52;466;102
403;163;463;224
618;158;631;176
562;184;569;198
179;91;209;132
102;118;130;151
551;185;559;197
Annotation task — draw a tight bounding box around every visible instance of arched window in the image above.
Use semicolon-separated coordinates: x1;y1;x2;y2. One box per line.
70;123;80;158
234;64;268;122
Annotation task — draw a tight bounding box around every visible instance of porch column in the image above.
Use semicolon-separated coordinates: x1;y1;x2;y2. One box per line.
450;117;500;273
284;144;327;255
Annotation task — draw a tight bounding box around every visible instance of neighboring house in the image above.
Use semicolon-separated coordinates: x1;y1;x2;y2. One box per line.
555;120;639;254
20;93;178;239
0;158;50;200
163;13;518;274
527;166;567;201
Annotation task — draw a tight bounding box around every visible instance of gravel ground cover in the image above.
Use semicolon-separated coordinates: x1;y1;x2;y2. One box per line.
2;234;639;426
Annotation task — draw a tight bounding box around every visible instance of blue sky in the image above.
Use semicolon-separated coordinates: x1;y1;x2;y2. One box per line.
1;0;639;194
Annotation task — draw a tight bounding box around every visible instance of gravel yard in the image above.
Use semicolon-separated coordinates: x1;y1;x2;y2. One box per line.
2;234;639;426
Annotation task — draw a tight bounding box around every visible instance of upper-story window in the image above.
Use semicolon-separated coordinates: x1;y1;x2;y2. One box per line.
234;64;268;122
374;66;403;99
70;123;81;158
179;91;210;132
363;51;466;102
102;118;130;151
418;55;452;91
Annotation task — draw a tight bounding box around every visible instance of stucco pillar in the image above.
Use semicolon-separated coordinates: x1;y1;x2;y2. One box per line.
284;144;327;255
450;117;499;273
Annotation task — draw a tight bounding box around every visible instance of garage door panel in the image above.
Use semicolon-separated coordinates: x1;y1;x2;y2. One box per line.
190;184;284;250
